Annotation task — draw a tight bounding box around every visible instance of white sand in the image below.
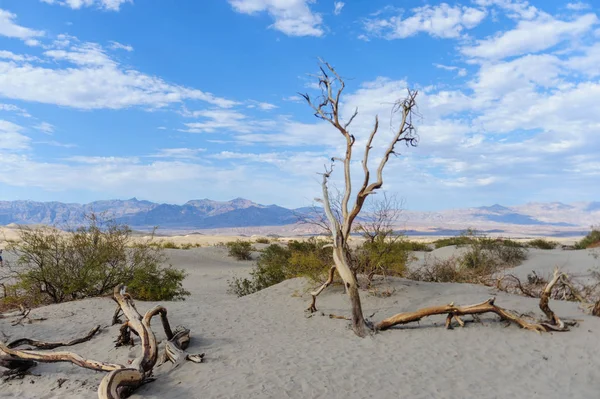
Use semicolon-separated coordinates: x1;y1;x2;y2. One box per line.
1;246;599;398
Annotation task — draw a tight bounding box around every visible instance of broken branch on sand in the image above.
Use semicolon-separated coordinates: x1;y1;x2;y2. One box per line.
0;284;203;399
375;267;570;332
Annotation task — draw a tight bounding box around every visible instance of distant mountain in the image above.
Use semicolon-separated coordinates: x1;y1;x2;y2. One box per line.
0;198;598;233
0;198;313;230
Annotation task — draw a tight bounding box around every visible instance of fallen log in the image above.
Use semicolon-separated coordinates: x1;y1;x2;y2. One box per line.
375;267;571;332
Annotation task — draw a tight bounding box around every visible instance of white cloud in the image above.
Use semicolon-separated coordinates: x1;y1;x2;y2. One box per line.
434;63;467;77
473;0;539;20
36;140;77;148
246;100;278;110
0;9;44;40
181;109;275;133
149;148;207;159
364;3;487;39
0;120;30;151
462;13;599;59
34;122;55;134
44;43;116;66
0;103;31;117
40;0;133;11
0;41;238;110
228;0;324;37
109;41;134;52
25;39;42;47
566;2;591;11
334;2;344;16
0;50;38;62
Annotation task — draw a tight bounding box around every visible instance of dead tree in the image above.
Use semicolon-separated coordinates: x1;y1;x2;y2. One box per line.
301;59;418;337
0;285;202;398
301;60;571;337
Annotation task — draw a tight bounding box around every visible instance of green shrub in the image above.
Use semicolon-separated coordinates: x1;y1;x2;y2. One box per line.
228;244;291;296
355;235;415;283
575;227;600;249
254;237;270;244
408;231;528;284
3;216;189;305
227;239;333;297
402;240;432;252
161;240;180;249
527;238;558;250
226;240;253;260
433;235;474;248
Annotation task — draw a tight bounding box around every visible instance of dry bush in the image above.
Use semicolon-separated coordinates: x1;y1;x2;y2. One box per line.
1;215;189;307
226;240;253;261
408;231;528;284
575;226;600;249
527;238;559;250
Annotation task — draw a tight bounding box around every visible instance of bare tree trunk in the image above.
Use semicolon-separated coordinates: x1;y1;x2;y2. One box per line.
333;246;370;337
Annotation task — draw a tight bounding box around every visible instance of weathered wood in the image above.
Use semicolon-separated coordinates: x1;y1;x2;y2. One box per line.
1;284;202;398
375;298;548;332
8;325;101;349
539;268;566;329
0;341;124;372
307;265;336;312
376;268;570;332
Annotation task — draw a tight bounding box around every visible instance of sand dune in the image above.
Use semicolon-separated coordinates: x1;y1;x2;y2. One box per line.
1;246;599;398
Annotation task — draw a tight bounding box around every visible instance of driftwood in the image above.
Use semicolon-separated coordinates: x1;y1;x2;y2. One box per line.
7;325;101;349
375;268;570;332
0;285;202;398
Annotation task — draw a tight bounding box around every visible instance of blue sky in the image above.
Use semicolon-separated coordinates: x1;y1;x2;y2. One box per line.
0;0;599;211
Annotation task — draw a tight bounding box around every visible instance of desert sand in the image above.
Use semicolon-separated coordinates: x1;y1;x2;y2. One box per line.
1;245;599;399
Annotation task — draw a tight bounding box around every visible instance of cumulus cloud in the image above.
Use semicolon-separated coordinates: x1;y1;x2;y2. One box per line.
363;3;487;39
228;0;324;37
461;13;598;59
0;9;44;40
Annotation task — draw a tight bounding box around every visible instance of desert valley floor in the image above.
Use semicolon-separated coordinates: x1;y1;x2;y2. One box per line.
1;244;599;399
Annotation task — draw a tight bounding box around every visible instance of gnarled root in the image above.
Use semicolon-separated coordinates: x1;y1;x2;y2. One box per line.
538;268;568;330
307;266;336;313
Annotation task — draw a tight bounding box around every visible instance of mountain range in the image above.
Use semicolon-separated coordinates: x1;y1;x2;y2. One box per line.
0;198;599;236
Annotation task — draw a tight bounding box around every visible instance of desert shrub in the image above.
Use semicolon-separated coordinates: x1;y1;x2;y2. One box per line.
227;238;333;297
408;256;469;283
127;262;189;301
402;240;432;252
254;237;270;244
354;235;415;283
180;243;194;250
160;240;180;249
228;244;291;296
408;231;527;284
287;239;333;282
575;226;600;249
226;240;253;260
432;235;473;248
527;238;558;250
2;216;188;306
